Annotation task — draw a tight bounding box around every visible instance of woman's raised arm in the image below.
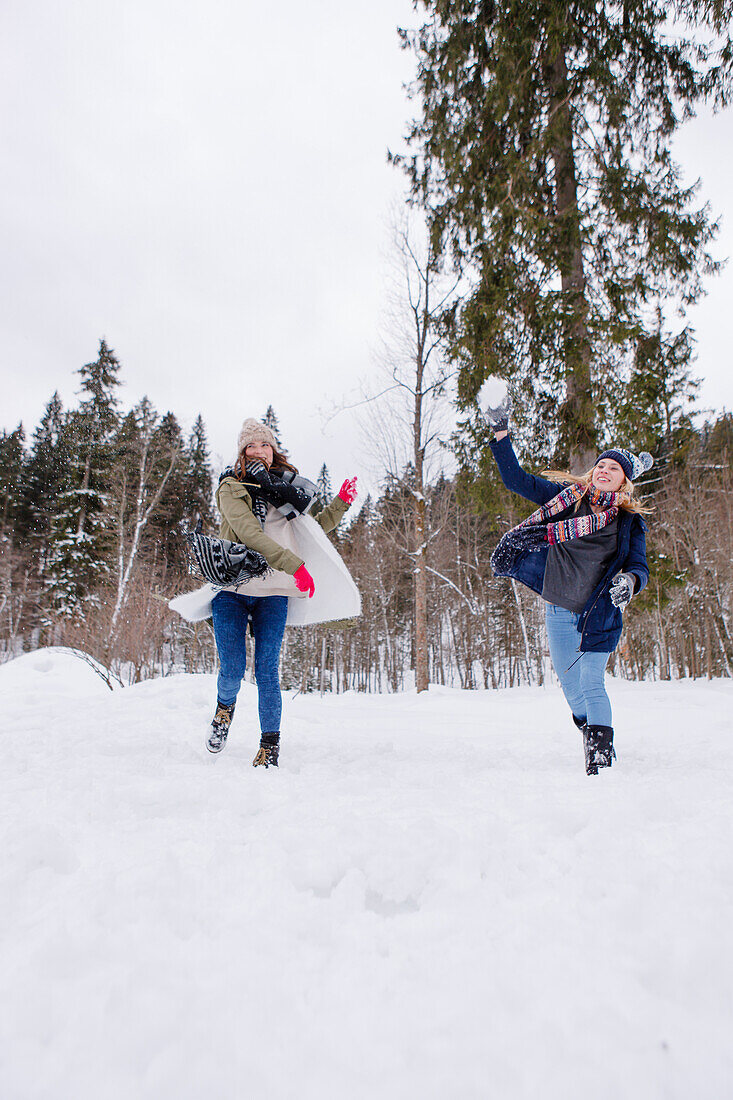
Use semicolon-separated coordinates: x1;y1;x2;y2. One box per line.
488;435;562;506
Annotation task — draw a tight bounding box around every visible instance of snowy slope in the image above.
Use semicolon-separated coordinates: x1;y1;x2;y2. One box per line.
1;648;732;1100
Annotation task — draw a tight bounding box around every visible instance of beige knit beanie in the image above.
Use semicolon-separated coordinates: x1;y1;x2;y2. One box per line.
236;418;278;456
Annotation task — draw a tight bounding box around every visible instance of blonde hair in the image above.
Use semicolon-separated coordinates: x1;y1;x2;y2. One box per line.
541;467;653;515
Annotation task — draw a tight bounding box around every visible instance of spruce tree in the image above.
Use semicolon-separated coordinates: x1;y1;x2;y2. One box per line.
151;411;186;522
0;425;26;541
144;409;187;570
395;1;732;467
46;339;122;617
182;415;215;529
613;311;700;467
17;394;73;569
262;405;281;446
315;463;333;510
702;412;733;470
0;426;25;648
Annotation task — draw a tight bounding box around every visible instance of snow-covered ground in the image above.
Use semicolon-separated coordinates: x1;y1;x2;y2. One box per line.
2;648;732;1100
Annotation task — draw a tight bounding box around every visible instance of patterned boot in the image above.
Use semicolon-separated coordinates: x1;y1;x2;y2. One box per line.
207;700;236;753
252;732;280;768
583;724;615;775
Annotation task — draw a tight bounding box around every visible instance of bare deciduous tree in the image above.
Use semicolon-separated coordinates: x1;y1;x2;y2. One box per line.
354;215;460;692
108;399;180;645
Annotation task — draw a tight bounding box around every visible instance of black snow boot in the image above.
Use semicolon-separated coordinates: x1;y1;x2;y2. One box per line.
583;724;615;775
253;732;280;768
207;700;236;753
572;713;587;732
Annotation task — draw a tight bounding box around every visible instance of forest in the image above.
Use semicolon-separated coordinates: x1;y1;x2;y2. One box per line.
1;337;731;688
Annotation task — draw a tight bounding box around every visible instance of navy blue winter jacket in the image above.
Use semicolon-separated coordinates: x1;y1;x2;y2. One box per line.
489;435;649;653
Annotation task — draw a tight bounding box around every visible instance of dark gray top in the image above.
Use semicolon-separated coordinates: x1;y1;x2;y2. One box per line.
541;499;619;613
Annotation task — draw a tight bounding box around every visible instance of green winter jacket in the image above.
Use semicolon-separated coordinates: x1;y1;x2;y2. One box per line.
215;476;349;576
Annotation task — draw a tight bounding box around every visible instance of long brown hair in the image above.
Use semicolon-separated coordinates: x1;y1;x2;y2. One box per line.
234;443;299;479
541;467;653;516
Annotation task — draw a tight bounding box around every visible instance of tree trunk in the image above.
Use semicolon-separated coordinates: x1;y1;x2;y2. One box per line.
76;452;91;537
547;48;596;472
511;579;533;685
414;492;428;692
413;264;430;694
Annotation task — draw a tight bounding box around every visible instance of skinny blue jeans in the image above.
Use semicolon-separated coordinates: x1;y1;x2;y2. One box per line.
211;592;288;732
544;603;613;727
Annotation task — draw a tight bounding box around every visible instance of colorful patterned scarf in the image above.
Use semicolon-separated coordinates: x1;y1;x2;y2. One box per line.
491;483;620;575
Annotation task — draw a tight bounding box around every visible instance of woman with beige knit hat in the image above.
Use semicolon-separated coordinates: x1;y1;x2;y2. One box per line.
204;417;359;767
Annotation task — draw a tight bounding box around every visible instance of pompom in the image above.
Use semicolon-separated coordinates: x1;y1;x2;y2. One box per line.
639;452;654;472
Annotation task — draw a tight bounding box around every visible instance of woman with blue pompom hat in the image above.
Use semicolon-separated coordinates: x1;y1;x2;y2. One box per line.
481;388;652;775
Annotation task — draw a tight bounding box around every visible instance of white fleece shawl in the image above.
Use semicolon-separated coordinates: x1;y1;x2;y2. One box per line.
169;512;361;626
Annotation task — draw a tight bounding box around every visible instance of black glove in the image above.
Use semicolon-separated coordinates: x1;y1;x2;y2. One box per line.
481;391;513;433
609;572;636;610
272;478;311;512
245;461;310;512
244;459;273;486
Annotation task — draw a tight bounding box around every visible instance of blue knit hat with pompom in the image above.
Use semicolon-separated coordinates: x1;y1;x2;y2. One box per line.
596;448;654;481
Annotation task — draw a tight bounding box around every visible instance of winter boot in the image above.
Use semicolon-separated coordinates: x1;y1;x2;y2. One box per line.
252;732;280;768
207;700;236;753
572;713;587;732
583;724;615;775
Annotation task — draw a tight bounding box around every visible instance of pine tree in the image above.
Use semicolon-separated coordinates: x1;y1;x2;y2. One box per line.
0;425;26;646
315;463;332;511
395;1;732;467
150;411;186;526
16;394;73;568
702;412;733;471
613;311;700;468
0;424;26;541
46;339;122;617
182;415;215;529
262;405;281;446
143;409;189;571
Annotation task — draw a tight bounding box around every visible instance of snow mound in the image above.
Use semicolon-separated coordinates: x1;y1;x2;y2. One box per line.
0;646;114;701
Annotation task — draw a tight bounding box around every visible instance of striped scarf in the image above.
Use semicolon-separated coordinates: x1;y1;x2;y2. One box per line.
185;523;270;587
243;461;269;527
491;483;620;575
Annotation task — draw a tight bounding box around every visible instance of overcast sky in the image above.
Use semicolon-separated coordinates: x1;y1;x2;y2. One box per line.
2;0;732;494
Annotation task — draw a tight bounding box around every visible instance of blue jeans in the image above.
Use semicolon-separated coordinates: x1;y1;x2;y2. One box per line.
211;592;288;732
544;603;613;727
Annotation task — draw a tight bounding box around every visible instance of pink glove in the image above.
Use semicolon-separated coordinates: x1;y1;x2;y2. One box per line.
293;564;315;598
339;476;358;504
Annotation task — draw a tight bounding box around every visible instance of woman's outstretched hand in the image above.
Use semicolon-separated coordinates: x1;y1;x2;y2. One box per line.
293;564;315;598
338;477;358;504
481;392;513;435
